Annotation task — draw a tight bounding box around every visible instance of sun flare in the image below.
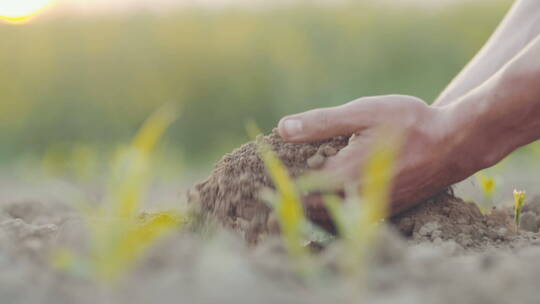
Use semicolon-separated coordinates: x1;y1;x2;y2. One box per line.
0;0;56;24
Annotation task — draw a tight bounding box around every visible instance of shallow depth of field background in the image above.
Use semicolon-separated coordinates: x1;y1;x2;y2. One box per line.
2;0;538;202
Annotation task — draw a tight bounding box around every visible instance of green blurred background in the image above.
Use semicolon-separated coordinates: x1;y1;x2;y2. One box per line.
0;0;514;172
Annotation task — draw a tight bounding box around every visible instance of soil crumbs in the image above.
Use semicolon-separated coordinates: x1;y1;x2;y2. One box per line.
190;129;540;250
3;131;540;303
189;129;349;243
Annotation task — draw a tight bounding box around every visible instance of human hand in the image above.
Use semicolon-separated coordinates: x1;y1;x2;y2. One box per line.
278;95;472;214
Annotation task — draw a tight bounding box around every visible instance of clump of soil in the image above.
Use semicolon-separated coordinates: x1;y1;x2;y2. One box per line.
189;129;349;243
393;194;540;250
392;193;514;250
189;130;540;249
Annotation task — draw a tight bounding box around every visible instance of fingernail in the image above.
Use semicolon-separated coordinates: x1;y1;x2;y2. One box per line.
282;119;303;138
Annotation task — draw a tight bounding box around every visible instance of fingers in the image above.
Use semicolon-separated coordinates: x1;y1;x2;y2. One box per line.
277;106;355;142
277;99;375;142
322;136;366;179
277;95;428;143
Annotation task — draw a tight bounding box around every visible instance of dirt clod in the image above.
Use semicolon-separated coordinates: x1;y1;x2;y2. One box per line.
307;154;326;169
189;129;349;243
319;145;338;157
190;130;540;250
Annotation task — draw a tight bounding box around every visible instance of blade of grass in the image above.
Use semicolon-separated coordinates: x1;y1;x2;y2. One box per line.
514;189;526;232
258;142;308;258
52;104;185;282
245;120;312;275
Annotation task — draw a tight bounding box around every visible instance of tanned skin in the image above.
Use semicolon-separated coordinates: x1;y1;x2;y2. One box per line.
277;0;540;214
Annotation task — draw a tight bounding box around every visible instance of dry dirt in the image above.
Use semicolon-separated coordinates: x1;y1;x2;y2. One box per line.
2;193;540;304
189;130;540;250
189;129;349;243
3;131;540;303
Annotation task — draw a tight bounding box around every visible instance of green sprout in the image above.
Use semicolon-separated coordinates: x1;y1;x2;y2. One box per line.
324;132;400;275
476;172;496;198
513;189;526;232
259;142;309;259
475;172;496;213
246;122;400;279
52;105;187;282
246;121;312;276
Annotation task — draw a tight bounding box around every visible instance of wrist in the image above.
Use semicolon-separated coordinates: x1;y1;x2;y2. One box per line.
440;85;521;175
428;104;484;184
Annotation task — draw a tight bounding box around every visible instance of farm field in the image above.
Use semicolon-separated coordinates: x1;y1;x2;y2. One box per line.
2;139;540;304
3;0;540;303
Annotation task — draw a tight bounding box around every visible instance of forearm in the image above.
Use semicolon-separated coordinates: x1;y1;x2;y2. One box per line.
434;0;540;106
444;34;540;174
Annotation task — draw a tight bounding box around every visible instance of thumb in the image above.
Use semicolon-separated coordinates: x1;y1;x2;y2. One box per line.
278;100;374;142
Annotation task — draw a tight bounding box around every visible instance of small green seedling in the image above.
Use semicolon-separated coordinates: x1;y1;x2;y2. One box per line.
259;142;309;258
324;131;400;276
474;172;496;213
476;172;496;199
513;189;526;232
52;105;187;282
246;121;316;279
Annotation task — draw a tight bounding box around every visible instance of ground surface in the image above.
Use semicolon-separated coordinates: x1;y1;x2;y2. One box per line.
2;189;540;304
2;131;540;303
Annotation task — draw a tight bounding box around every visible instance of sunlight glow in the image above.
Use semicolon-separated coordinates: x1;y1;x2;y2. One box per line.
0;0;57;24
